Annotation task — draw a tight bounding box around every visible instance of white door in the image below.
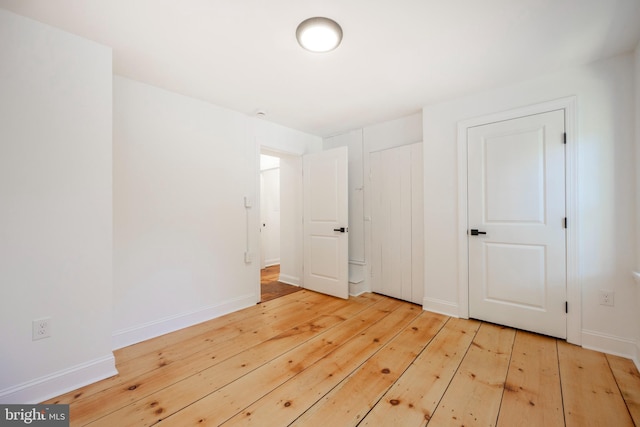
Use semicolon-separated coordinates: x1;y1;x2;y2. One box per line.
468;110;567;338
303;147;349;299
370;143;424;304
260;167;281;267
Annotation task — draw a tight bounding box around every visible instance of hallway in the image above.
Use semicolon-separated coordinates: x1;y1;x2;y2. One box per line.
260;265;302;302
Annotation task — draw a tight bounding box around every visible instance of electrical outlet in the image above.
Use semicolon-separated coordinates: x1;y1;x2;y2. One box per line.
599;290;614;307
32;317;51;340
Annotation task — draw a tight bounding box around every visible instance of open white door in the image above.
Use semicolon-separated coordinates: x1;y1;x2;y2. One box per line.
303;147;349;299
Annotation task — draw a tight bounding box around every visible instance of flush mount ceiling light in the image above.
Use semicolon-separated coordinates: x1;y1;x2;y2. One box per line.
296;17;343;53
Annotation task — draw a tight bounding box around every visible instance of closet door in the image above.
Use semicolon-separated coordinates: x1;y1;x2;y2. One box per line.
370;142;423;304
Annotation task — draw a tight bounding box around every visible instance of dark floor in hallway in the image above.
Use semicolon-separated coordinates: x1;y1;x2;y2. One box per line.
261;264;302;302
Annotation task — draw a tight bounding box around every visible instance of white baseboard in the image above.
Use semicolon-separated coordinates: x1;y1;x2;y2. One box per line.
265;259;280;267
112;293;256;350
635;341;640;373
581;329;638;360
349;281;368;297
278;274;300;286
0;354;117;404
422;297;460;318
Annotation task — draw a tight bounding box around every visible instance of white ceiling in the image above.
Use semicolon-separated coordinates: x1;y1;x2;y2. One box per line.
1;0;639;137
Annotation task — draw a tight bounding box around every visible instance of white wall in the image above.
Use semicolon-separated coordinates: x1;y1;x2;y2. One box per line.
423;52;638;358
0;10;115;403
255;120;322;156
113;78;321;348
324;113;423;294
278;154;304;285
113;76;260;347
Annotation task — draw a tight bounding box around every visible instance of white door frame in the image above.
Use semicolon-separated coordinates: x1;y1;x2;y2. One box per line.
456;96;580;345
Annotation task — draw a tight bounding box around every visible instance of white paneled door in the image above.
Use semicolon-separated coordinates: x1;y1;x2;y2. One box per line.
370;143;424;305
468;110;567;338
303;147;349;299
260;167;280;269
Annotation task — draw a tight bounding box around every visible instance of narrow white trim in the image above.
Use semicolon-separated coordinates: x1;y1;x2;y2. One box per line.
456;119;470;319
349;281;368;297
634;341;640;373
456;97;580;344
278;274;300;286
112;294;256;350
0;354;117;404
582;329;638;360
564;97;580;345
264;259;280;267
423;297;460;317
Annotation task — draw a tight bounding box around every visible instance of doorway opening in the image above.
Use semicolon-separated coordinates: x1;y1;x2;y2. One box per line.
259;150;303;302
257;146;349;301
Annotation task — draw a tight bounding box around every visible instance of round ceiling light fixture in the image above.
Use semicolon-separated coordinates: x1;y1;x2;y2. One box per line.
296;17;343;53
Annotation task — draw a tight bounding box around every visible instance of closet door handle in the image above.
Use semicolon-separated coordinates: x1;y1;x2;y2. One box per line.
333;227;347;233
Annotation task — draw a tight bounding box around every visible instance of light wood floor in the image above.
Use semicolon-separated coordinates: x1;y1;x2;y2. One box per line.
45;291;640;426
261;265;302;302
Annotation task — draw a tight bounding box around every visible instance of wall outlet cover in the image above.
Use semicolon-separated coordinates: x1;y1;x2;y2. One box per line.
32;317;51;340
599;290;614;307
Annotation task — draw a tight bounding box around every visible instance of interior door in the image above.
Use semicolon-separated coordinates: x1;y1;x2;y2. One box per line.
303;147;349;299
468;110;567;338
370;143;424;304
260;167;280;267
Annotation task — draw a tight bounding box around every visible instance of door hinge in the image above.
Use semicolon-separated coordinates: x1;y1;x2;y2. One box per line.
565;301;568;313
564;217;567;229
563;133;567;144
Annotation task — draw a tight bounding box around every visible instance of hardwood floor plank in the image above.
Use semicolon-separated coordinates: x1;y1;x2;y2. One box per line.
116;290;328;369
140;298;406;426
496;331;563;427
261;265;303;302
114;293;335;378
261;281;302;302
427;322;516;426
218;302;423;426
39;292;639;427
360;317;480;427
606;354;640;424
68;295;360;425
86;311;350;427
290;310;448;426
261;265;281;284
558;341;634;427
44;290;328;406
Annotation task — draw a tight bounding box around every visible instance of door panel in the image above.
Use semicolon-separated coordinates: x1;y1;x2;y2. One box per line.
370;143;424;304
260;168;280;268
303;147;349;299
484;243;546;308
468;110;566;338
484;129;545;223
